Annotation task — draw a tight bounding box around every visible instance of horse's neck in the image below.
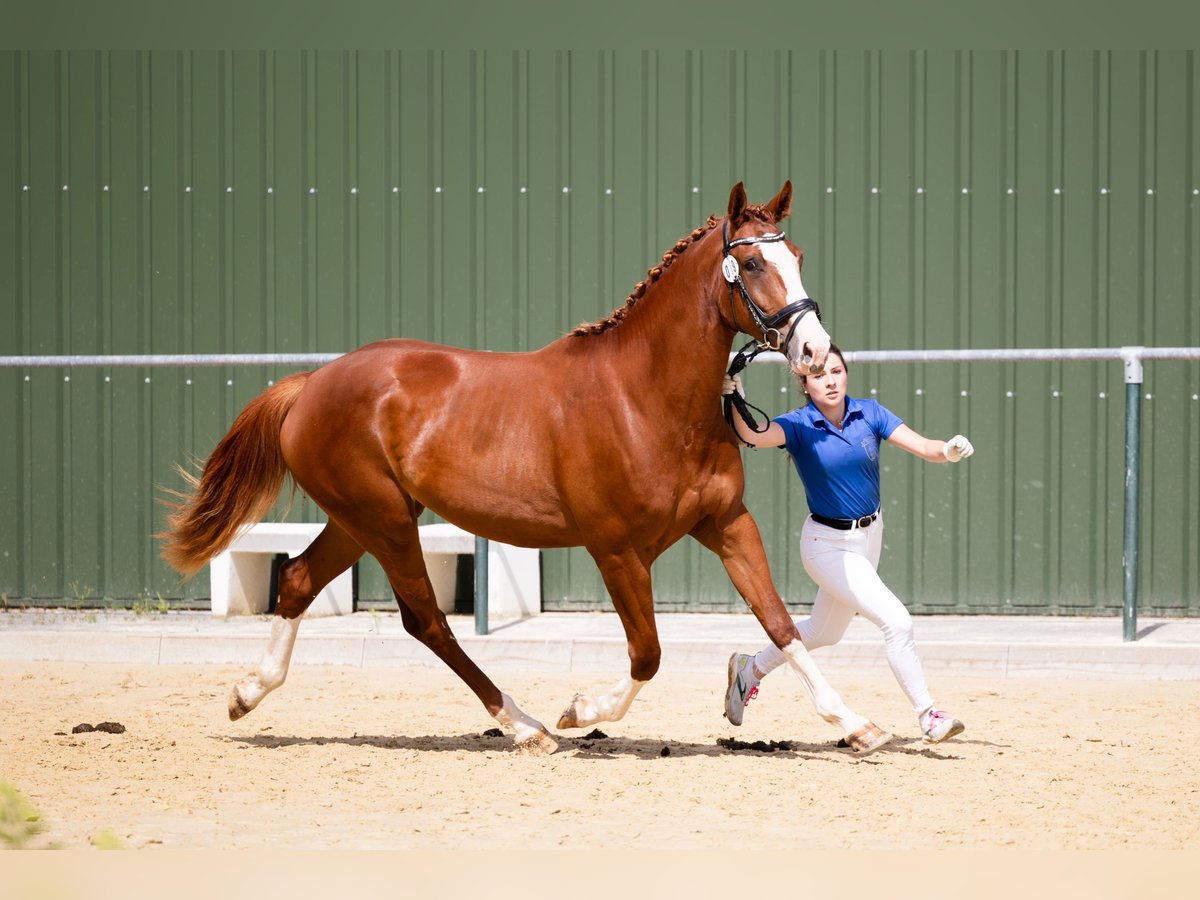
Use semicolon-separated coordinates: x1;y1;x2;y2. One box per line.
596;246;734;406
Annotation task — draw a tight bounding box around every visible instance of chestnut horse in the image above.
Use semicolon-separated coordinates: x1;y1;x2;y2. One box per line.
161;182;892;756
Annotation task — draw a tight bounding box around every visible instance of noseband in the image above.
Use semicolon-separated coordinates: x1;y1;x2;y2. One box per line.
721;219;824;445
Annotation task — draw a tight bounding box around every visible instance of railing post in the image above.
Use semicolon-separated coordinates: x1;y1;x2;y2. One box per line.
1121;348;1143;643
474;535;489;635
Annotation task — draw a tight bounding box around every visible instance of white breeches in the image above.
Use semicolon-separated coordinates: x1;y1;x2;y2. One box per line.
755;513;934;715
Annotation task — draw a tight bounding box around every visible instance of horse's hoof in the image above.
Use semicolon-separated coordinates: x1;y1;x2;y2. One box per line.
515;729;559;756
228;687;252;721
843;722;892;756
557;694;581;730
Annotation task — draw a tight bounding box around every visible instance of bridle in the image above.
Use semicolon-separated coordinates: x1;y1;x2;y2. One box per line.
721;218;824;445
721;218;820;355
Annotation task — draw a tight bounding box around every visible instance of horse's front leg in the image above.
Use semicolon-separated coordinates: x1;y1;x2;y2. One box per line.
693;508;892;754
557;548;656;730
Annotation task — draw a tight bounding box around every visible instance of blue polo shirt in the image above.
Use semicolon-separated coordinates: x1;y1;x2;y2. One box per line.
773;397;903;520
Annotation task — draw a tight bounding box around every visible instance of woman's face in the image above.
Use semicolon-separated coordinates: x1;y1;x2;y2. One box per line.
801;353;848;411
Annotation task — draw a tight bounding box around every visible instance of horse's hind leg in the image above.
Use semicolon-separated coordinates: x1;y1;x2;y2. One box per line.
228;520;364;721
368;527;558;755
557;548;656;729
390;592;557;754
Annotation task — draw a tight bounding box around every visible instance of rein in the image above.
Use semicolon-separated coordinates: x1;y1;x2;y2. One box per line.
720;219;822;447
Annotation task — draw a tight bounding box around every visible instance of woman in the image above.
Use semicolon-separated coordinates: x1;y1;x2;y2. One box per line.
722;344;974;744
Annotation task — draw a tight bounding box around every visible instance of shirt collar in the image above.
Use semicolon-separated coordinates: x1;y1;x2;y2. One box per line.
803;396;864;429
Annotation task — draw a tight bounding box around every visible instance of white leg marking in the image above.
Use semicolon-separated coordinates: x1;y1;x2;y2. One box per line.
594;676;644;721
779;639;868;736
231;616;300;717
494;693;558;754
561;677;647;728
494;694;548;743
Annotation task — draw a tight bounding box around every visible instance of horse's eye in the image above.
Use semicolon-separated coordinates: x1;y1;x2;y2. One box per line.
744;258;760;272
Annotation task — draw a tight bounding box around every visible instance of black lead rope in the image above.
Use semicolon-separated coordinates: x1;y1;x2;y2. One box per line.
723;339;776;447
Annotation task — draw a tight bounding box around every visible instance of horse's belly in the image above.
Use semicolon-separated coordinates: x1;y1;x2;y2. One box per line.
402;452;581;548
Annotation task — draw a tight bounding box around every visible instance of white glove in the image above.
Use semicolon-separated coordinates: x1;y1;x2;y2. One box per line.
942;434;974;462
722;374;745;397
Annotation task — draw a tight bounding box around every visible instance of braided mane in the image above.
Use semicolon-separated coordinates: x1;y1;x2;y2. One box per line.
570;205;775;337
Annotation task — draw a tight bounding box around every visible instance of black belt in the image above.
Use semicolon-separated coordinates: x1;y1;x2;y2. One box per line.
811;511;878;530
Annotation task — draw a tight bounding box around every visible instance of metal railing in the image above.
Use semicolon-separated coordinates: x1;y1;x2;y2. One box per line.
4;346;1199;639
747;345;1200;641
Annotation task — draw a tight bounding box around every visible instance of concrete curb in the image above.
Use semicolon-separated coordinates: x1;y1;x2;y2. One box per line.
2;610;1198;680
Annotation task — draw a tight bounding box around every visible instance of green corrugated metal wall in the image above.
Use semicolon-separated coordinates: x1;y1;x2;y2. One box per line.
2;50;1197;615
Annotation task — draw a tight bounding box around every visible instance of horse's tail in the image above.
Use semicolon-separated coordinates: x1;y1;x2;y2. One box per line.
158;371;312;579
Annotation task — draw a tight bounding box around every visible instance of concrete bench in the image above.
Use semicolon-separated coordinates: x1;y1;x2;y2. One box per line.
417;523;541;620
209;521;541;620
209;523;354;618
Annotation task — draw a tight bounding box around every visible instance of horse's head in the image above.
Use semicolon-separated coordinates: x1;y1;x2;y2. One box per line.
722;181;832;375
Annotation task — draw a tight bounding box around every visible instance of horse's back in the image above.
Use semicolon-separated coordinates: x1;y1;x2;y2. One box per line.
279;333;738;552
280;337;585;544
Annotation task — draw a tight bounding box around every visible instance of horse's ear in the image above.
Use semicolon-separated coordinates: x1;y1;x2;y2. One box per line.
765;180;793;223
726;182;748;224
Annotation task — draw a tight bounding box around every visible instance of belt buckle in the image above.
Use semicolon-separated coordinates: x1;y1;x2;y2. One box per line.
855;514;873;529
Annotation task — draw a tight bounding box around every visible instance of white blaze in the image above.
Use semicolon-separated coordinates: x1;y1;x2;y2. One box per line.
760;241;828;366
761;241;809;304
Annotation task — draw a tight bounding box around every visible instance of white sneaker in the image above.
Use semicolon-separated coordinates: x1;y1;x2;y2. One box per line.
723;653;760;727
921;709;965;744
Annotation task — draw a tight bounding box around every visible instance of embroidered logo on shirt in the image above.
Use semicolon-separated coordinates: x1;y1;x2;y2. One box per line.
861;437;877;462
